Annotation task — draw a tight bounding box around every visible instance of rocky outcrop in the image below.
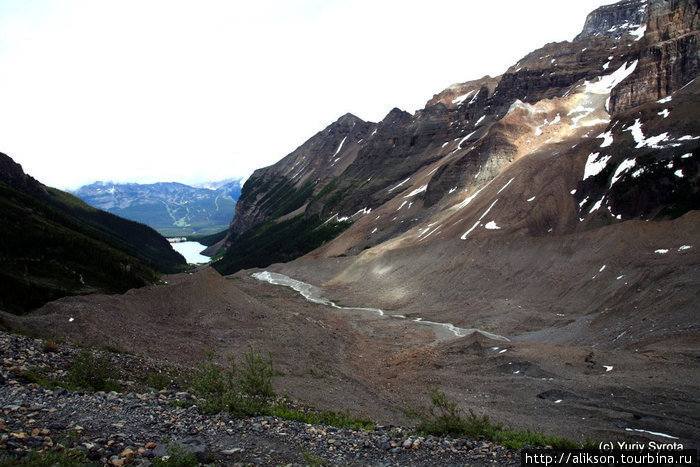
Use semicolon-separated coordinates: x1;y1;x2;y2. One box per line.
424;122;519;208
0;152;46;197
425;75;501;109
493;36;640;108
577;78;700;222
306;106;451;218
610;0;700;113
574;0;648;41
0;153;28;184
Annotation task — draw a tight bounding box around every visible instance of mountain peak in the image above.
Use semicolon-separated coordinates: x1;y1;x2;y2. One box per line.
381;107;413;125
0;152;28;184
0;152;45;196
575;0;648;41
335;112;364;126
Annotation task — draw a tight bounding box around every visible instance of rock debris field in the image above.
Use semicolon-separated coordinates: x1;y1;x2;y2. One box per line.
0;331;520;466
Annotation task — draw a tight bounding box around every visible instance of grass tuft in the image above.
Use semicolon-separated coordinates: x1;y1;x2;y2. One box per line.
270;404;375;431
42;339;59;353
298;446;327;466
146;371;173;391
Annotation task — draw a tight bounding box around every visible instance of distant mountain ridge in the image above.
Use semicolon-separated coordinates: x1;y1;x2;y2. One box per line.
0;152;186;314
73;179;243;237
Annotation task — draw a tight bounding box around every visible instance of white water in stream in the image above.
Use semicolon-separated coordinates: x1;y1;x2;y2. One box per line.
252;271;509;342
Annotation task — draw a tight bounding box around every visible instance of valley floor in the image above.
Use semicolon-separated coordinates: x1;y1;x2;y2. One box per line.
1;260;697;452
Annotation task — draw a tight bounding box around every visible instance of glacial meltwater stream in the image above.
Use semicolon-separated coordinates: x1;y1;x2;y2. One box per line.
252;271;509;342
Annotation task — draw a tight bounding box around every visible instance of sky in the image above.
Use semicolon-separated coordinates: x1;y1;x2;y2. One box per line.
0;0;614;190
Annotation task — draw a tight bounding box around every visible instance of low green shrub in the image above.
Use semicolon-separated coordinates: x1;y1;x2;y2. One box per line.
190;346;274;417
237;347;275;398
146;371;173;391
270;404;374;431
0;448;97;466
406;389;587;449
66;350;122;392
151;441;199;467
298;446;327;466
189;347;374;430
404;389;502;439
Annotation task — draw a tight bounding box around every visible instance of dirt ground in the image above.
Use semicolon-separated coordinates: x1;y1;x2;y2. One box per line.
2;250;698;449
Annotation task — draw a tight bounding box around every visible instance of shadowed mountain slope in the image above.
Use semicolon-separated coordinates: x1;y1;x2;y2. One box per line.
0;153;186;314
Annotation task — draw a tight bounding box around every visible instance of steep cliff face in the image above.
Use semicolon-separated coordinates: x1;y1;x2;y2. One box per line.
610;0;700;113
574;0;648;41
217;0;699;275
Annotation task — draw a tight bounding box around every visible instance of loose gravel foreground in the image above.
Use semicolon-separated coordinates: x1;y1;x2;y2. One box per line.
0;331;521;466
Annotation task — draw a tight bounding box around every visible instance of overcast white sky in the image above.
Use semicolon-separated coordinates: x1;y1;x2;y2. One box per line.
0;0;613;190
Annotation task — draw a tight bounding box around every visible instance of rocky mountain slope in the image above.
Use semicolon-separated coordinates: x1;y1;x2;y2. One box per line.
226;0;699;351
0;153;186;314
203;0;699;445
74;179;242;237
216;0;698;274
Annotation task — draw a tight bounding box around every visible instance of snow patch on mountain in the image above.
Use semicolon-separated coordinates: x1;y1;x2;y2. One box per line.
497;178;514;194
610;158;636;186
584;61;638;95
452;90;475;105
388;178;410;193
460;221;481;240
404;185;428;198
584;153;612;180
598;130;614;147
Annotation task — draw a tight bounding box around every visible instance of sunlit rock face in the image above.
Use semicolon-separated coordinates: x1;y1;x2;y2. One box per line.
574;0;648;41
609;0;700;114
